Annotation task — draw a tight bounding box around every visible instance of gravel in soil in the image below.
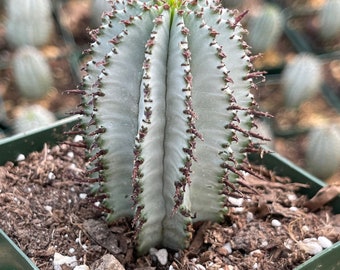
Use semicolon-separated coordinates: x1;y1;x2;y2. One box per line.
0;142;339;270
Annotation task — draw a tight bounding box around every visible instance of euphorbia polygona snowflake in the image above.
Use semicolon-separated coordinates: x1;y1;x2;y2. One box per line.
70;0;266;255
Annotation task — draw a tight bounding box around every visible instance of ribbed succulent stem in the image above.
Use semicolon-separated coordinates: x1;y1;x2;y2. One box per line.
75;0;265;255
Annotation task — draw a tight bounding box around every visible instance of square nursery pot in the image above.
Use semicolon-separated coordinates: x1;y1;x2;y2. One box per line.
0;229;39;270
0;115;339;269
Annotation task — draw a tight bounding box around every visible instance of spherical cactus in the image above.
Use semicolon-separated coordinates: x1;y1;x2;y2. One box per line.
306;124;340;179
12;46;53;100
5;0;53;47
246;3;284;54
13;104;56;133
319;0;340;40
281;53;323;108
71;0;266;254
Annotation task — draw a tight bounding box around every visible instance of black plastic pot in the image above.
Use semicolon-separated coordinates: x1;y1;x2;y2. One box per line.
0;116;339;269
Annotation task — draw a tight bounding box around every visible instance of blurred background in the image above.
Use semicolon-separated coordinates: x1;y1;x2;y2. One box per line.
0;0;339;181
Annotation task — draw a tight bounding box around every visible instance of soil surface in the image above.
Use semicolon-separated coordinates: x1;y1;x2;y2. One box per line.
0;142;339;270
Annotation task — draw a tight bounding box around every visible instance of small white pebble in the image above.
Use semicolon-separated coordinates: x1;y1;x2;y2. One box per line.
242;171;249;177
94;201;100;207
69;248;75;254
260;240;268;248
79;193;87;199
74;266;89;270
70;187;75;192
64;234;68;238
74;135;83;142
68;199;72;204
16;154;25;161
233;207;244;213
75;238;80;243
48;172;56;180
287;193;297;201
194;264;206;270
155;248;168;266
289;206;298;212
246;212;254;223
228;197;244;207
253;262;258;269
250;249;262;256
318;236;333;248
298;238;323;255
284;239;294;250
67;151;74;158
168;266;175;270
223;242;232;253
53;253;78;269
271;219;281;227
190;258;197;263
81;244;87;250
301;225;309;232
68;163;77;170
44;205;53;213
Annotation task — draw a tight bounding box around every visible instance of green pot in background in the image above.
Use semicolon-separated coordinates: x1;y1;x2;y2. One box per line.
0;115;79;165
0;116;339;269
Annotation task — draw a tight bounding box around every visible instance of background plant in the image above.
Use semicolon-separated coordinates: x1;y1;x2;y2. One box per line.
13;104;56;133
12;46;53;100
281;53;323;108
253;0;340;181
319;0;340;40
246;3;284;54
306;124;340;179
5;0;54;48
